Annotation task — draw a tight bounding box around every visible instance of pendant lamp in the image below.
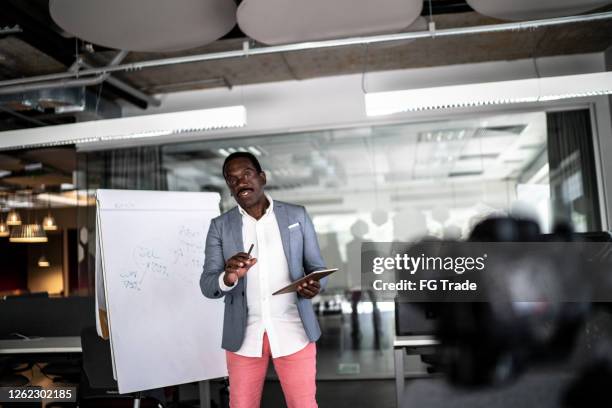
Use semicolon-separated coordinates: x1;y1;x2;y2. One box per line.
6;209;21;226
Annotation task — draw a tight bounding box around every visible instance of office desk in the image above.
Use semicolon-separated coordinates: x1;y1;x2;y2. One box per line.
394;335;440;408
0;337;82;354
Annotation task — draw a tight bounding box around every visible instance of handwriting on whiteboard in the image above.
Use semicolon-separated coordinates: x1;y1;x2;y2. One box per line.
113;201;136;209
120;223;205;291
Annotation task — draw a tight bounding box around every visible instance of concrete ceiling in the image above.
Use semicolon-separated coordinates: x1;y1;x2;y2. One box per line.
117;12;612;93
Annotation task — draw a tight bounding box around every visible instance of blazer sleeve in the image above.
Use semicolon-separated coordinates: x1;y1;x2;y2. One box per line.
302;206;329;291
200;218;230;299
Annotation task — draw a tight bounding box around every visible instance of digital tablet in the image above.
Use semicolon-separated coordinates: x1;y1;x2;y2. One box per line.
272;268;338;295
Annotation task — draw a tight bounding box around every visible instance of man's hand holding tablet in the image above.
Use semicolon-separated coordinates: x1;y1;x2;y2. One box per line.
274;268;339;297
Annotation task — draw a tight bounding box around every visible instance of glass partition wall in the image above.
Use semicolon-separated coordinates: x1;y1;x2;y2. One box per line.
77;108;601;378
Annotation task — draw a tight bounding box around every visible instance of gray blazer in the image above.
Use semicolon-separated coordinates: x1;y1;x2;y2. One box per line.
200;200;327;352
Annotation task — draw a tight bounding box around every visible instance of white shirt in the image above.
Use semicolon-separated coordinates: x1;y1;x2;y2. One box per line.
219;195;310;357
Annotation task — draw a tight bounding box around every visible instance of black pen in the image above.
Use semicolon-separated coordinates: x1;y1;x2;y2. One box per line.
247;243;254;257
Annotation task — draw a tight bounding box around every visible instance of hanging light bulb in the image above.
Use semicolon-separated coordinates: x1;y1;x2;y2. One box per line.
42;214;57;231
42;191;58;231
37;255;50;267
9;189;48;243
6;209;21;226
0;219;9;237
10;224;48;243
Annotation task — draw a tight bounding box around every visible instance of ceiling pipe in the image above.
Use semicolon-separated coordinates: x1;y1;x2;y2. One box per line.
0;10;611;88
0;76;108;95
80;62;161;107
0;50;128;95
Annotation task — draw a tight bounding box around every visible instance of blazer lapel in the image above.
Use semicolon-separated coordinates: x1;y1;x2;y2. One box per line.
274;201;292;267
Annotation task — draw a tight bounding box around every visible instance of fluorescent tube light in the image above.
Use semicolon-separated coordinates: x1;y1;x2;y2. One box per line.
247;146;262;156
539;72;612;101
0;106;247;150
78;105;247;144
365;72;612;116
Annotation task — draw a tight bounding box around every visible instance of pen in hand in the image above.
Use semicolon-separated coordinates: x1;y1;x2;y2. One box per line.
223;243;256;286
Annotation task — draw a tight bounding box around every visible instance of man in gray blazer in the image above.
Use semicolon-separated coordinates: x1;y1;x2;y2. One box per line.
200;152;327;408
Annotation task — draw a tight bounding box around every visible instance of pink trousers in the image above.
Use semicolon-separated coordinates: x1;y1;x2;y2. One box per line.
225;333;318;408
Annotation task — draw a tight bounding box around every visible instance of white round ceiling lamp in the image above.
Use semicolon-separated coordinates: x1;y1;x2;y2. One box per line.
237;0;423;45
49;0;237;52
466;0;612;21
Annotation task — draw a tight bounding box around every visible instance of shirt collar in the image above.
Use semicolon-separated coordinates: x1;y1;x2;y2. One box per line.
237;193;274;220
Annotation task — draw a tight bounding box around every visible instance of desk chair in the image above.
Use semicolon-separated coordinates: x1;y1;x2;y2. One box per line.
40;355;82;385
79;326;165;408
0;356;30;386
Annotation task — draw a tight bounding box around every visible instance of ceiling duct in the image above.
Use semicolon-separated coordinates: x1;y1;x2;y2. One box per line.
0;87;120;120
0;87;84;112
0;50;127;123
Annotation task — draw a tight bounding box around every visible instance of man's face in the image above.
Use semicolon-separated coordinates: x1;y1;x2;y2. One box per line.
224;157;266;208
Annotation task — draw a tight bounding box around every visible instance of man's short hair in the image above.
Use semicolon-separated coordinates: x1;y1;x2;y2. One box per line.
222;152;263;177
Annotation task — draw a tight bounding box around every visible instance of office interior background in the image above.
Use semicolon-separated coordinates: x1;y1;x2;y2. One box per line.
1;0;612;407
